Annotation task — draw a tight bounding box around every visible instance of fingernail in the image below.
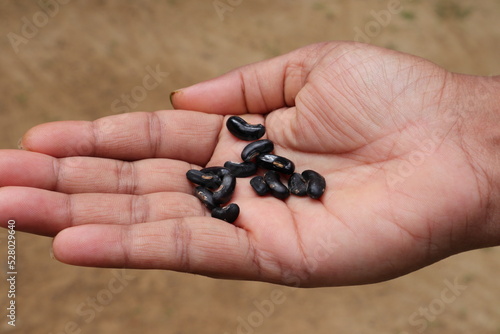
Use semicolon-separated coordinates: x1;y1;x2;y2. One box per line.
49;244;55;260
170;90;181;109
17;137;24;150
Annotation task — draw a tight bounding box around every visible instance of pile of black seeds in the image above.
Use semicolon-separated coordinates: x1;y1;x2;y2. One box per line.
186;116;326;223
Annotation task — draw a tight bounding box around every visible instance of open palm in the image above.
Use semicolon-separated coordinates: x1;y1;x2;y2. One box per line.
0;42;492;287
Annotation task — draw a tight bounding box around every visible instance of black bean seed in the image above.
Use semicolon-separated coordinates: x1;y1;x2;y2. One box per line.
264;171;290;200
223;161;258;178
288;173;308;196
194;186;217;210
302;170;326;199
241;139;274;162
186;169;222;189
250;176;270;196
201;166;231;178
211;203;240;223
256;154;295;175
213;174;237;205
226;116;266;141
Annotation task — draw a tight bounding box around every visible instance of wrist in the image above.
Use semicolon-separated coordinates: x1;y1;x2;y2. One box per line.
455;74;500;248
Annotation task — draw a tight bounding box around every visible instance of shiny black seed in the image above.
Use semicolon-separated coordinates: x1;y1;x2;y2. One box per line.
226;116;266;141
256;154;295;175
213;174;237;205
302;170;326;199
250;176;270;196
201;166;231;178
224;161;258;178
263;171;290;200
288;173;308;196
186;169;222;189
241;140;274;162
211;203;240;223
194;186;217;210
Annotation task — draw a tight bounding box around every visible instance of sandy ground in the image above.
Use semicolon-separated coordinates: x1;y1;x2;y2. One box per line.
1;1;500;333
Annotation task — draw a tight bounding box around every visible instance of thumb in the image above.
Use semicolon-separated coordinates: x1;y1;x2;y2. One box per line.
170;42;334;115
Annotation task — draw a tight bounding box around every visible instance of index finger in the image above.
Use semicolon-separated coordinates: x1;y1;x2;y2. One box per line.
20;110;223;165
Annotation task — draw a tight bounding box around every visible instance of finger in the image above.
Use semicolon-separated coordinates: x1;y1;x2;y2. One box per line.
0;150;194;194
52;218;283;283
171;42;334;114
20;110;223;165
0;187;205;237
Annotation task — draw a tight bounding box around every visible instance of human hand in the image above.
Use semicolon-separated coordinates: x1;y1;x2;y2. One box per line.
2;42;499;287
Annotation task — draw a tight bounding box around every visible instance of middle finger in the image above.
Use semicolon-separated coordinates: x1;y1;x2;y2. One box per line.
0;149;195;194
0;186;206;236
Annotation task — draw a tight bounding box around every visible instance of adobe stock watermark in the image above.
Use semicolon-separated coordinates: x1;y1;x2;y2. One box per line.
48;269;136;334
213;0;244;21
224;233;337;334
6;0;71;54
354;0;402;43
5;220;17;327
401;277;468;333
110;65;169;114
223;289;286;334
388;75;497;189
387;127;446;189
18;66;169;172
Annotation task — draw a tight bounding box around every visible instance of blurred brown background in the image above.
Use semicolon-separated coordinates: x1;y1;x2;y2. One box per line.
1;1;500;333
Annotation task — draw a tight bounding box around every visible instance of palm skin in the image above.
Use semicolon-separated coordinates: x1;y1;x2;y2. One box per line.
0;42;495;287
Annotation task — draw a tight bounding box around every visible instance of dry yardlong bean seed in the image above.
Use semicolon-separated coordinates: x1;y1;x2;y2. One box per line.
288;173;308;196
250;176;270;196
241;139;274;162
201;166;231;177
226;116;266;141
188;115;328;224
264;171;290;200
302;170;326;199
256;154;295;175
186;169;222;189
213;173;237;205
194;186;217;210
211;203;240;223
223;161;258;178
